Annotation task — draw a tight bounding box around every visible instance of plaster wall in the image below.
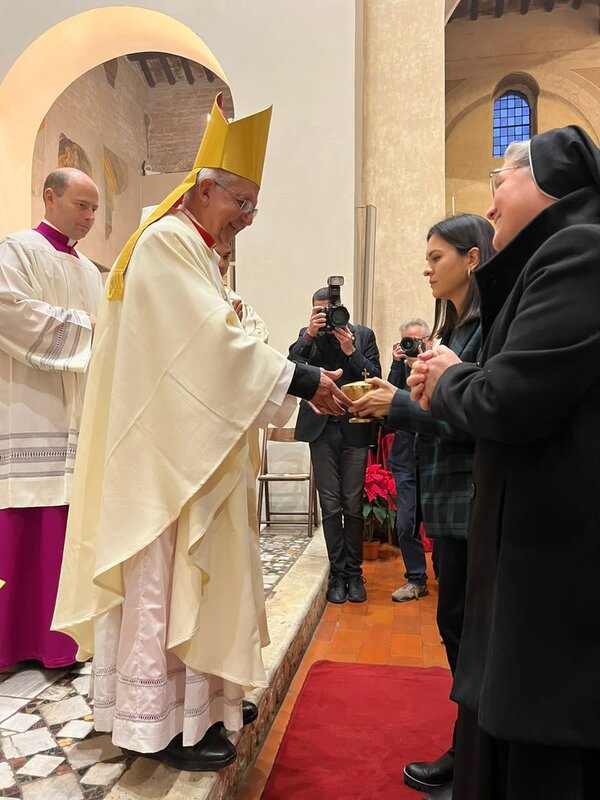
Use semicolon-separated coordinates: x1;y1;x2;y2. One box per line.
0;0;359;357
362;0;447;364
446;5;600;217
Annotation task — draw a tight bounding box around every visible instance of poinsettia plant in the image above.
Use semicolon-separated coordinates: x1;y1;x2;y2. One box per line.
362;463;397;542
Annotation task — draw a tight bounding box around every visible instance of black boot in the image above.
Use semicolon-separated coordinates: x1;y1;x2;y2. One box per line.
346;574;367;603
426;786;453;800
327;574;347;604
403;748;454;791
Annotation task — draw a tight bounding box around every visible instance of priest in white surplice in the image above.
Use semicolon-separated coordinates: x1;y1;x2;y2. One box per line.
0;168;102;671
52;95;348;771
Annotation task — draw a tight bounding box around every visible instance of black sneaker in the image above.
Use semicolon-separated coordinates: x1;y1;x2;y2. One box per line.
327;575;347;604
346;574;367;603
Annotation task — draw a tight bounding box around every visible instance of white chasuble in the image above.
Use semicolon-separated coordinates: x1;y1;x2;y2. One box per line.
0;231;102;508
53;211;296;748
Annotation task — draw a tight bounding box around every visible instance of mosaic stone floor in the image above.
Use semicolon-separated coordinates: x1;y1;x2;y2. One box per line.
0;527;312;800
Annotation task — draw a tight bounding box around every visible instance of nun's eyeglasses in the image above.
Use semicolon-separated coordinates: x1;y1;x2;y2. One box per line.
489;166;521;199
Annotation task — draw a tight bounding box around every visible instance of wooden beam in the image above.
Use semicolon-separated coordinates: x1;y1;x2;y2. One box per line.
180;58;195;85
203;66;216;83
158;55;176;86
127;54;155;87
470;0;479;21
494;0;504;18
520;0;530;14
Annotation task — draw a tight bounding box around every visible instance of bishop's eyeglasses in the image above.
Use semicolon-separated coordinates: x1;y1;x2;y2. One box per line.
214;181;258;218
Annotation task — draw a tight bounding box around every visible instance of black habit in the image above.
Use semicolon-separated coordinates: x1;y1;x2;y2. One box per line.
430;127;600;797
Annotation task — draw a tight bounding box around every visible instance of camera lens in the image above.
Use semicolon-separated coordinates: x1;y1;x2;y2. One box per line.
329;306;350;328
399;336;423;358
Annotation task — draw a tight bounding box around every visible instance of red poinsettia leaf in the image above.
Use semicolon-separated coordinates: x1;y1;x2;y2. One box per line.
364;484;377;502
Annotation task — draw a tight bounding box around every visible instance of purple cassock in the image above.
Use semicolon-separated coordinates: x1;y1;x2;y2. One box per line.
0;222;80;670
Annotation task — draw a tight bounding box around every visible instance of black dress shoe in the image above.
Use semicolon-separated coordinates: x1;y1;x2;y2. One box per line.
242;700;258;726
426;785;453;800
403;748;454;791
346;574;367;603
159;726;236;772
326;575;347;604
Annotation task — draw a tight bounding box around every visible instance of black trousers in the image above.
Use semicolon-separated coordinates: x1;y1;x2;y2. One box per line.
435;536;468;675
454;705;598;800
309;423;369;577
434;536;467;752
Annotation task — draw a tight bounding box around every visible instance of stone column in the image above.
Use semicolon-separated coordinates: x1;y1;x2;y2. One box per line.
362;0;446;361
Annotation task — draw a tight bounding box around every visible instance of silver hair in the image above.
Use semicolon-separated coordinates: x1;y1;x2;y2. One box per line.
399;317;431;337
504;140;531;171
195;167;238;187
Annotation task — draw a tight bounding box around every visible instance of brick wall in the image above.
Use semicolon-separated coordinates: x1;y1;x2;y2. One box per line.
31;55;231;269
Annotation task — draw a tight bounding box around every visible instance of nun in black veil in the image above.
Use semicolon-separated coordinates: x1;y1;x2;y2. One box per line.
408;126;600;800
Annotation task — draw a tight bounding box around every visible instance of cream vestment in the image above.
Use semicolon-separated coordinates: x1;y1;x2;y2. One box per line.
53;210;296;750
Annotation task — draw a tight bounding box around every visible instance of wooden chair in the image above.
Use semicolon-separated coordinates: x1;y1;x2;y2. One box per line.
257;427;320;537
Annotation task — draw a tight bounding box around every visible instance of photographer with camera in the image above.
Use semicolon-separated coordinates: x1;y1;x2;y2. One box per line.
387;318;432;604
288;278;381;604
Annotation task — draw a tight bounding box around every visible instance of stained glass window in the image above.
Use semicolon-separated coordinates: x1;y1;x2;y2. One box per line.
492;91;531;158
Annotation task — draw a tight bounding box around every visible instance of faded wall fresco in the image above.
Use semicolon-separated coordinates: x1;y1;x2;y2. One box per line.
31;55;231;269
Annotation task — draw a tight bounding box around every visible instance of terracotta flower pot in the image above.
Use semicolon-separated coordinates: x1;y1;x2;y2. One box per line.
362;540;380;561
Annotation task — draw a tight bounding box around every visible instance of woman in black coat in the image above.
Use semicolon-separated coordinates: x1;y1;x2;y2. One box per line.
409;126;600;800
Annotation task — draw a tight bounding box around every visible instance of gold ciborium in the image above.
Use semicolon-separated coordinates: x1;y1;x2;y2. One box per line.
341;370;377;424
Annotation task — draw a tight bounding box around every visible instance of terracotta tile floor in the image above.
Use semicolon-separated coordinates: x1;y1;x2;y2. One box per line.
235;547;447;800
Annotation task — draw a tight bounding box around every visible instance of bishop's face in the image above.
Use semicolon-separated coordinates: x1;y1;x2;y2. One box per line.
44;172;99;241
190;175;259;250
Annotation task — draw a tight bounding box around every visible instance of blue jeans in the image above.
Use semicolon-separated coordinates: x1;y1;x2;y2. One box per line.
388;431;427;587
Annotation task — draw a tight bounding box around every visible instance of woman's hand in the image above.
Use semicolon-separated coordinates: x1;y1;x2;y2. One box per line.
407;346;462;410
350;377;397;419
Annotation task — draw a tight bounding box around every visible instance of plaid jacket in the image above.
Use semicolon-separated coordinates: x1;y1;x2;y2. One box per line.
386;320;480;539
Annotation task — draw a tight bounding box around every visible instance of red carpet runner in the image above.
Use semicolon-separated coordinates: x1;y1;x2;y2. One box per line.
261;660;454;800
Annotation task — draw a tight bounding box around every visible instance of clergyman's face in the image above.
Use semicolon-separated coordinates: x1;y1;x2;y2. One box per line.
486;162;555;251
193;176;259;250
215;245;232;278
44;172;99;241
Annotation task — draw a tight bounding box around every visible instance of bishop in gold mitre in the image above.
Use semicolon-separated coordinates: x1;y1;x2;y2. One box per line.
52;93;348;770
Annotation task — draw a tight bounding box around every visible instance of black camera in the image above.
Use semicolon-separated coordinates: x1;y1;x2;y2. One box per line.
399;336;427;358
324;275;350;331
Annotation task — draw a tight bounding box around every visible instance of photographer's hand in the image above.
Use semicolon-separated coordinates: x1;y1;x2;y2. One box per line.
392;343;406;362
307;306;327;338
332;326;355;356
308;368;351;416
350;377;396;419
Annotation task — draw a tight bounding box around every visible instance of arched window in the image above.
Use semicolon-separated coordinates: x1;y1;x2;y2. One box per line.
492;91;531;158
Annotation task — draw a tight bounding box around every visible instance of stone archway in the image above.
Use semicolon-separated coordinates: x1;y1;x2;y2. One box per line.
0;6;226;235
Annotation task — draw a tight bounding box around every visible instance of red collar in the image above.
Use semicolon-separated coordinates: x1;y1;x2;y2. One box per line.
173;202;215;248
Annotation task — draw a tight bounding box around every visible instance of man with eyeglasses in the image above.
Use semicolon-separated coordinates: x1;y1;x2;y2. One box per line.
53;95;349;772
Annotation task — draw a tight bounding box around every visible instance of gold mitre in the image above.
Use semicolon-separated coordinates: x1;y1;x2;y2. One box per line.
107;93;272;301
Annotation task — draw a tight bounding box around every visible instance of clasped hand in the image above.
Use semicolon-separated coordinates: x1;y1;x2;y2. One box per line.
407;346;461;411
